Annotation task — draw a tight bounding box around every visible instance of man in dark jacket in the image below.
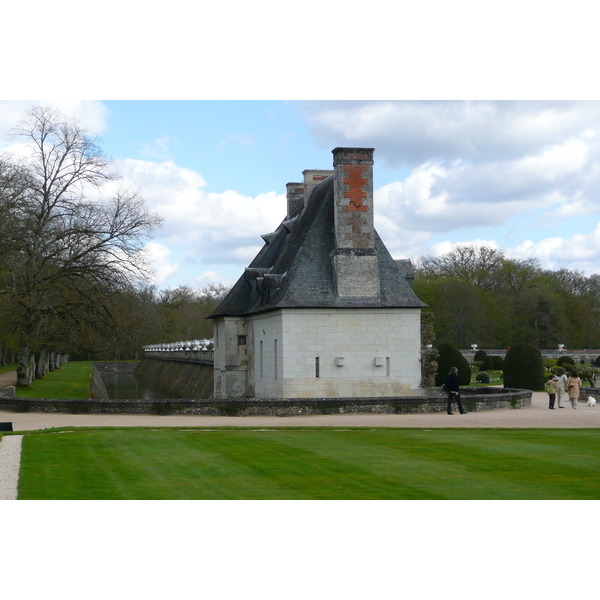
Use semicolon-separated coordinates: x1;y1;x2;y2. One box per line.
445;367;467;415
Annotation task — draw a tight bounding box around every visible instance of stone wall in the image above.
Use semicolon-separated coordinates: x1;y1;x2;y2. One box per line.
91;362;139;400
580;387;600;402
249;308;422;399
134;359;213;399
0;387;531;416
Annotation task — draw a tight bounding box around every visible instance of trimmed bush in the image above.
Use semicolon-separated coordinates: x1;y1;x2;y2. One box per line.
556;355;575;368
503;343;545;391
473;349;493;371
435;342;472;387
473;349;488;363
476;372;491;384
491;355;504;370
481;355;494;371
594;356;600;368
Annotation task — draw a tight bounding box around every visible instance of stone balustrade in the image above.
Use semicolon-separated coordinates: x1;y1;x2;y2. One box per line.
142;340;215;364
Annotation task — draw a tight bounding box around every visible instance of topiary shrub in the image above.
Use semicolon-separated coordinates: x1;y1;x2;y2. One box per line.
435;342;472;387
556;355;575;368
503;343;545;391
491;355;504;370
476;372;490;384
481;355;494;371
473;349;494;371
593;356;600;367
473;349;488;363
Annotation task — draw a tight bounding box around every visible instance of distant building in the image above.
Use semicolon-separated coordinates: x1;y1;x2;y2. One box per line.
208;148;425;398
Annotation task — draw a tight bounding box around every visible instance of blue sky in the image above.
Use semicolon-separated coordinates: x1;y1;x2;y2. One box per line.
3;99;600;289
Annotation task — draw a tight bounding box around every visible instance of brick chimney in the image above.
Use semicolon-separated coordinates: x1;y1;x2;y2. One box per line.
331;147;379;298
286;182;305;219
302;169;334;207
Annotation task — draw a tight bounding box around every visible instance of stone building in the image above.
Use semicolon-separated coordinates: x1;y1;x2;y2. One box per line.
208;147;426;399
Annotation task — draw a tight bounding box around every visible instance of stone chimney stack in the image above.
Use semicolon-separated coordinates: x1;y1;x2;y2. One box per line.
331;147;379;298
302;169;334;207
286;182;304;219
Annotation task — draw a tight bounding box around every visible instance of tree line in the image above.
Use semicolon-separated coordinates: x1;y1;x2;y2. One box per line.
413;245;600;350
0;107;163;383
0;107;233;381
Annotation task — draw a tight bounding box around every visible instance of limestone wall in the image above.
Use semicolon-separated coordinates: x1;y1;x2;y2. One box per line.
249;308;422;399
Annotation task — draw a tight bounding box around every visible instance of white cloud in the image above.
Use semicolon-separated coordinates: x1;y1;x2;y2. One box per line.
143;242;179;285
429;239;501;257
300;100;600;166
508;222;600;271
331;100;600;274
117;158;285;267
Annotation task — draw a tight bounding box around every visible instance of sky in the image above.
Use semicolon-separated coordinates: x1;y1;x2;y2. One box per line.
3;99;600;290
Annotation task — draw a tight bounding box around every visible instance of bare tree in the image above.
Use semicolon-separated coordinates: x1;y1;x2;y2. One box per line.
0;106;162;386
416;245;505;288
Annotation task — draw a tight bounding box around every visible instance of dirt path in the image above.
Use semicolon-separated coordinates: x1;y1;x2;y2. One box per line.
0;370;17;389
1;391;600;431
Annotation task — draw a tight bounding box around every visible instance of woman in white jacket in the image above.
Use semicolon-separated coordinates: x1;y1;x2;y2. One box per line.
556;368;568;409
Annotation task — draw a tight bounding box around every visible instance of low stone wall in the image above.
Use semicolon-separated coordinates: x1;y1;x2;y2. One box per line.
133;359;213;399
579;387;600;402
0;387;531;416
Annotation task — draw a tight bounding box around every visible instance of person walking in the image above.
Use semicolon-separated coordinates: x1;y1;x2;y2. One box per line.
566;370;582;409
555;368;568;408
445;367;467;415
545;375;558;409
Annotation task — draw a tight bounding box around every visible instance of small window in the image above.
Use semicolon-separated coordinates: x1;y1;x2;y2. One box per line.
315;357;320;378
238;335;247;346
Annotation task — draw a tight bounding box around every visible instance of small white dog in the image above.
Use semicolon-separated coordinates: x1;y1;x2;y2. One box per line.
587;396;597;407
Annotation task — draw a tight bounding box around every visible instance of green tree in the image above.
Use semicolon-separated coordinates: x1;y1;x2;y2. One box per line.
503;343;545;391
435;342;471;387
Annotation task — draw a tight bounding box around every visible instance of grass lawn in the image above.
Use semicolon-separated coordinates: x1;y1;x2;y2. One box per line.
0;364;17;375
14;427;600;500
16;361;93;399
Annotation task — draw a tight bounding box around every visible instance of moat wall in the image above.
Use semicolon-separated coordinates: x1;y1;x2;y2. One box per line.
133;359;213;400
92;362;138;400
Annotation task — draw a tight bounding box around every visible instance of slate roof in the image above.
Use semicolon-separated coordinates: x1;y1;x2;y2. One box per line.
208;175;426;318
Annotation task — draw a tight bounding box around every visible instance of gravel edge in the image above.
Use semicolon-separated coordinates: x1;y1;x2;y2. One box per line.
0;435;23;500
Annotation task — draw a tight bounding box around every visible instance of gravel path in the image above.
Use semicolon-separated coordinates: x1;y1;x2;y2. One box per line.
1;391;599;430
0;435;22;500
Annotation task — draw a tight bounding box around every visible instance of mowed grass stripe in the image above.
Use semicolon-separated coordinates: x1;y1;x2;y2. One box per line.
264;429;591;500
16;428;600;500
318;429;600;499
